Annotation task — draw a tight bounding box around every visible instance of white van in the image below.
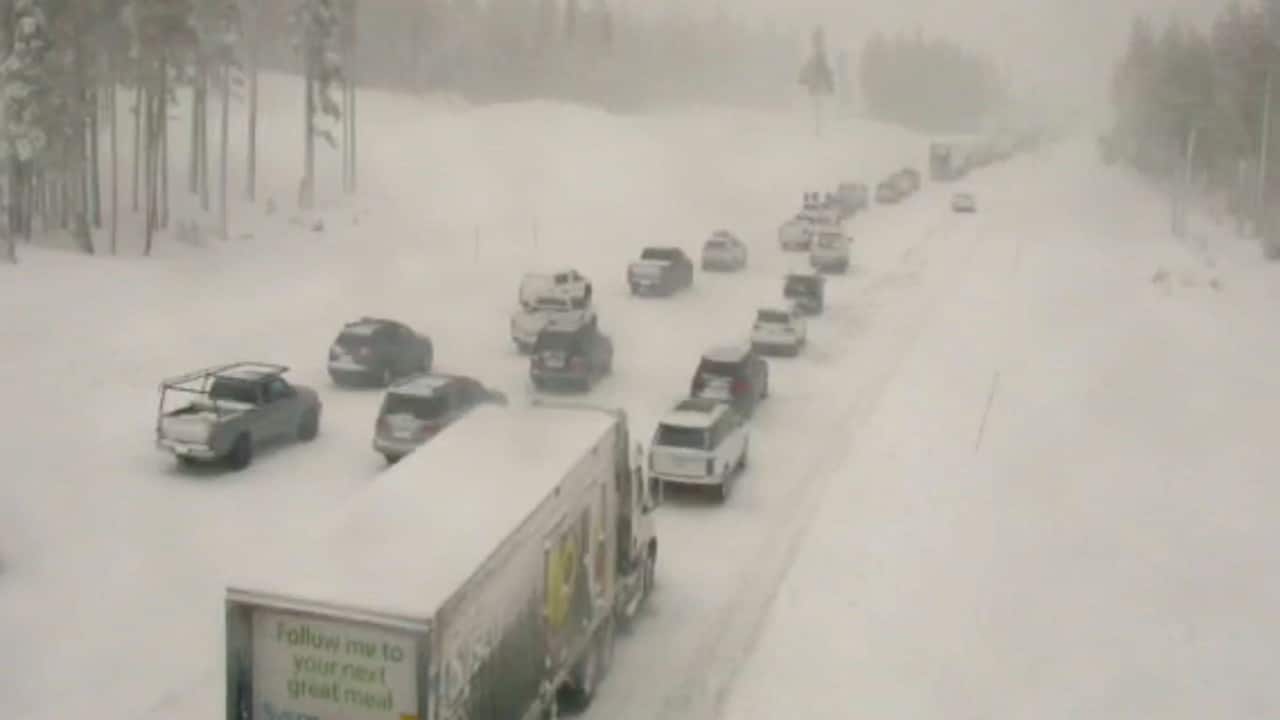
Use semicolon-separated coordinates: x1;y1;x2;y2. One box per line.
648;398;749;502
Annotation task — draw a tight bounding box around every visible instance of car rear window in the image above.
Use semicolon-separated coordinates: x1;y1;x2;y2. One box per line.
656;424;708;450
817;234;844;248
535;297;572;311
381;393;449;421
757;310;789;324
209;378;261;405
534;330;578;352
641;248;679;261
336;329;377;349
697;358;743;378
786;277;817;293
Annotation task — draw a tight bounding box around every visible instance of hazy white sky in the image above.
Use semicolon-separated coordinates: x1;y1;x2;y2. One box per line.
663;0;1233;117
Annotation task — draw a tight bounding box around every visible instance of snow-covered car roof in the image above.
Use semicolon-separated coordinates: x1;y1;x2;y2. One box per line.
702;344;752;363
386;373;459;398
660;397;729;429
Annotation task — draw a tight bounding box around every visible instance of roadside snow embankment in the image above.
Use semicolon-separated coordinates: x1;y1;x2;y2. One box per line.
724;140;1280;720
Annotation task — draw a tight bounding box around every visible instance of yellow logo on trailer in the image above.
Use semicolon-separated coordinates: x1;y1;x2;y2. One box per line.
545;530;580;630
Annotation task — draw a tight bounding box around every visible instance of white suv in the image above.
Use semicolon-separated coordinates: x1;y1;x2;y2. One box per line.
648;398;749;502
751;306;807;356
809;228;851;273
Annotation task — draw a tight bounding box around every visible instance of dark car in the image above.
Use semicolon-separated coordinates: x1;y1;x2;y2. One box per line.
530;317;614;392
628;246;695;296
690;345;769;419
784;272;826;315
327;317;434;387
875;180;901;204
901;167;922;191
372;373;508;463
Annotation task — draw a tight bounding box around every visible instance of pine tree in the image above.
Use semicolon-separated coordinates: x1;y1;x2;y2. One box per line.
291;0;343;209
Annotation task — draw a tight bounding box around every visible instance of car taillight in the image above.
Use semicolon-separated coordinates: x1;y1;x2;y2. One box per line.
418;422;440;438
570;356;586;372
329;347;338;360
732;379;748;396
357;347;371;358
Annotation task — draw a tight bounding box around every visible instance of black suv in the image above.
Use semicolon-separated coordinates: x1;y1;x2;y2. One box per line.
530;318;614;392
327;317;434;387
690;344;768;418
628;246;695;296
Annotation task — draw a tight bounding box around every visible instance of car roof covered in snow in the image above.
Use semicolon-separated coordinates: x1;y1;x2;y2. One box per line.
660;398;726;429
387;373;462;397
341;317;398;335
702;344;750;363
229;403;617;621
757;306;794;319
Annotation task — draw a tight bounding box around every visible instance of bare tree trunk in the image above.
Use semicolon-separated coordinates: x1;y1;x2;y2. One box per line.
145;89;158;255
89;89;102;228
301;70;315;209
219;60;230;241
348;3;358;194
246;0;259;203
132;57;142;212
199;66;210;212
110;83;118;254
160;65;169;230
189;76;200;194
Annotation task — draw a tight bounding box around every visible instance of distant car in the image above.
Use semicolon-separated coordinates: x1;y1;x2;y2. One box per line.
518;268;592;310
628;246;694;296
510;294;597;354
900;168;922;191
875;180;901;204
372;373;508;463
690;344;769;419
834;182;869;216
701;230;748;271
327;317;433;387
156;363;322;470
648;398;749;502
530;316;614;392
810;228;851;274
751;306;807;357
951;192;977;213
784;272;825;315
778;216;813;251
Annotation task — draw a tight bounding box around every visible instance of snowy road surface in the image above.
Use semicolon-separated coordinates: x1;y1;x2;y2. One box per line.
720;145;1280;719
3;74;1277;720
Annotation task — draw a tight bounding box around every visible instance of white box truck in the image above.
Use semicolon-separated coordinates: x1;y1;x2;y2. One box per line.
225;401;659;720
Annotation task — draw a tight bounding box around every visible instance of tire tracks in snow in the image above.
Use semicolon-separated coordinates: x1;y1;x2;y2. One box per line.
649;214;987;720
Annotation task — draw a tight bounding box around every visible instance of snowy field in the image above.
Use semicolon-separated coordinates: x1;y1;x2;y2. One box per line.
3;72;1278;720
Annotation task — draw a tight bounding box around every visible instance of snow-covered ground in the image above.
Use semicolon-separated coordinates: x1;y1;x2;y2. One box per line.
0;75;929;719
3;72;1276;720
721;147;1280;719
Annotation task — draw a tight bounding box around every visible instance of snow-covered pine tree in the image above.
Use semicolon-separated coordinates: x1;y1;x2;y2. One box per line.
0;0;51;258
129;0;196;254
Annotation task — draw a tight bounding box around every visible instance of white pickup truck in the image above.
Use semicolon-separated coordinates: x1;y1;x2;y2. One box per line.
510;294;597;353
226;401;659;720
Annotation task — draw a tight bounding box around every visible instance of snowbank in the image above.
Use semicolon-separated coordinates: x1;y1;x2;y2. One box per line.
723;141;1280;719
